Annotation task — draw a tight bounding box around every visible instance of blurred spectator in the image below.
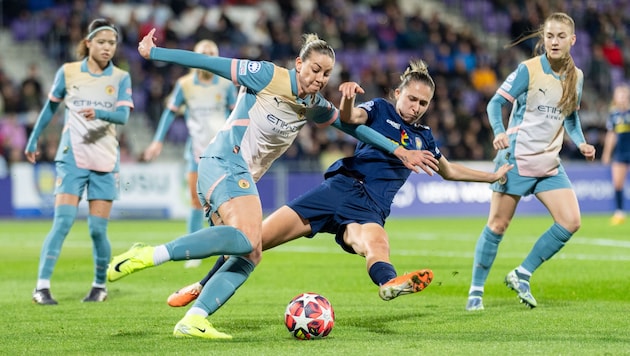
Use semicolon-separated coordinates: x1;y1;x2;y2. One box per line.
0;112;27;163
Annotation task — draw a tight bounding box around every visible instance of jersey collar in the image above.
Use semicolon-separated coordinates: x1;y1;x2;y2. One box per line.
81;58;114;76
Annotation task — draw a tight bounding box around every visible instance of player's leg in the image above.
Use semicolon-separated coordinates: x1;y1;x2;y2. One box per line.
610;161;628;225
33;194;80;305
82;170;117;302
168;201;315;307
83;199;113;302
467;191;519;310
184;170;204;268
174;194;262;339
106;158;256;282
33;162;85;305
342;223;432;301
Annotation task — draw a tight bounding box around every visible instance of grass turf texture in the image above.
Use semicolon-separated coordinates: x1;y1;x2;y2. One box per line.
1;215;629;355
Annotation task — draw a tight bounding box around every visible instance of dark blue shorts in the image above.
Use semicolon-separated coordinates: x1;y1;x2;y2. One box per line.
287;174;386;254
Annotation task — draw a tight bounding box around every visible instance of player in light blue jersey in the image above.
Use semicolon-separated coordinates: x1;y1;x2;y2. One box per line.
142;40;237;268
107;29;437;339
466;13;596;311
25;19;134;305
166;60;511;308
602;84;630;225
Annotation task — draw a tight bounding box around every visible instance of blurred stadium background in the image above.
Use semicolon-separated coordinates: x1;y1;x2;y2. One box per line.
0;0;628;219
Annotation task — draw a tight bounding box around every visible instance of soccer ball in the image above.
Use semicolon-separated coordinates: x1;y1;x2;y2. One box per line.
284;292;335;340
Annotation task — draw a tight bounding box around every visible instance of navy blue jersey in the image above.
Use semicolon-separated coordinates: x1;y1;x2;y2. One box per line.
324;98;442;213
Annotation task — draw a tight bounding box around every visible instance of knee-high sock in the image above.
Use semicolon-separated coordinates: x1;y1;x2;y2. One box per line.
164;226;253;261
191;256;255;315
200;256;228;286
37;205;78;280
615;190;624;211
522;222;572;273
88;215;110;286
368;261;397;286
470;226;503;289
187;208;204;234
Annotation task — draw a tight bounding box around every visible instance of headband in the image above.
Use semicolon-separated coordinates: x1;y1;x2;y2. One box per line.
86;26;117;40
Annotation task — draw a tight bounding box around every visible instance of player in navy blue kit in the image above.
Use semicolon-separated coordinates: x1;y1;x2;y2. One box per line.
167;59;512;307
107;30;438;339
602;84;630;225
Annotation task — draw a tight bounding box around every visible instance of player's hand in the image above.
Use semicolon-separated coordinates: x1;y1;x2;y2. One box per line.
142;141;163;161
24;150;38;164
138;28;157;59
492;133;509;150
579;143;596;161
78;108;95;121
394;147;439;175
493;163;513;183
338;82;365;99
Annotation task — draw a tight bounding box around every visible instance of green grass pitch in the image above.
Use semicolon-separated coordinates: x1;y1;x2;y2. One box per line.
1;214;629;355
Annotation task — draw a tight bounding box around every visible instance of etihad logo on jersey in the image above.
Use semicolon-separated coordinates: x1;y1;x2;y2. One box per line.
72;99;114;109
537;105;563;121
266;114;299;137
105;85;115;95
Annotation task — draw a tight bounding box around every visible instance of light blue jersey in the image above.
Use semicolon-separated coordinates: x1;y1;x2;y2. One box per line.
493;55;585;177
153;71;236;167
49;59;133;173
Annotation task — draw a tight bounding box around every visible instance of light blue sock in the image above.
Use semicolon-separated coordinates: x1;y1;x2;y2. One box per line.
187;208;204;233
87;215;110;285
522;223;572;273
38;205;78;280
470;226;503;289
164;226;253;260
191;256;255;315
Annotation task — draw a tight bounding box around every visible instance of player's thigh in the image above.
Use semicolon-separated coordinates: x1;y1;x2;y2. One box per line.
486;192;520;234
262;205;311;250
536;188;580;232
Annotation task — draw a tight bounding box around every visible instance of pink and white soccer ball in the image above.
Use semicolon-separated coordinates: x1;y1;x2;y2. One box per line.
284;292;335;340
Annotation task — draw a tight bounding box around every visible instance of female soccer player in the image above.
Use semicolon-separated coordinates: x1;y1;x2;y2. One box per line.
166;60;512;309
142;39;237;268
466;12;596;311
602;84;630;226
25;18;134;305
107;29;437;339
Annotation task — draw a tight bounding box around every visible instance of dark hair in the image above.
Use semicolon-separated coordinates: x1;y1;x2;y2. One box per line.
299;33;335;62
76;18;118;59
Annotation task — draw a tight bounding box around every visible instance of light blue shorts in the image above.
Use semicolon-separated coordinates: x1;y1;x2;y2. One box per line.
54;161;119;200
196;156;257;217
490;151;572;196
184;141;199;173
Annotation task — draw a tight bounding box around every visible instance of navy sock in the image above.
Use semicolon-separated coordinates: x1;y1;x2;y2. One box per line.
200;255;228;286
368;261;397;286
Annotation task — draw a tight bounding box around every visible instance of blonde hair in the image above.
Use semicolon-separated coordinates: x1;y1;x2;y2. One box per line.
299;33;335;62
397;59;435;93
509;12;578;115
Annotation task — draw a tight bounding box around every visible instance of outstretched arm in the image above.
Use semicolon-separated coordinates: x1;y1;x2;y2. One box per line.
138;28;233;80
437;156;512;183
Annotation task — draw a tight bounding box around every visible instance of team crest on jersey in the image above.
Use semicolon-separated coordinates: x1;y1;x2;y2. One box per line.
105;85;115;95
248;61;262;73
415;137;423;150
238;179;250;189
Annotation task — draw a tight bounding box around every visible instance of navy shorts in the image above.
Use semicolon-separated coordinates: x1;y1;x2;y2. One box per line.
288;174;386;254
